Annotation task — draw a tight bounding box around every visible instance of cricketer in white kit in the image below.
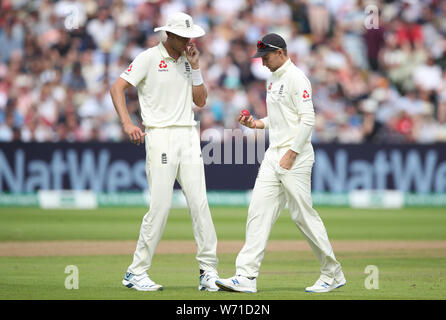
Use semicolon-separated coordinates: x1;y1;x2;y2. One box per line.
110;12;220;292
216;33;346;293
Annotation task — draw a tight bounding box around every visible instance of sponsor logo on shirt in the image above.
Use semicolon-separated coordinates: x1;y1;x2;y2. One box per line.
123;63;132;75
158;60;168;72
267;82;285;102
302;89;311;101
184;61;191;78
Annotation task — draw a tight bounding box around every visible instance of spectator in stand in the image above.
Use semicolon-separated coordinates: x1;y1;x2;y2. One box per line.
437;69;446;123
63;61;87;91
395;16;424;51
0;17;25;64
306;0;331;44
413;54;443;93
0;0;445;144
364;19;385;71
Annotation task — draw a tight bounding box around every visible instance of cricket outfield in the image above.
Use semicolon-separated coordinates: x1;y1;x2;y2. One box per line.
0;206;445;300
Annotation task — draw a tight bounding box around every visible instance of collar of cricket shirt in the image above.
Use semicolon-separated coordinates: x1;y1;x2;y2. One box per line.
158;41;186;63
272;58;292;78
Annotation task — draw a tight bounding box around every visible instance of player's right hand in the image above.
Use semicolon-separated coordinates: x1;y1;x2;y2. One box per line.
238;113;255;129
123;122;147;145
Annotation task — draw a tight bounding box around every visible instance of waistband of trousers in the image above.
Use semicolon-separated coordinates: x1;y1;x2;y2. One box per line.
145;125;196;131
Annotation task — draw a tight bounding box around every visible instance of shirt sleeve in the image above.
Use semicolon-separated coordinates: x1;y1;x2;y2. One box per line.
120;51;149;87
290;74;315;154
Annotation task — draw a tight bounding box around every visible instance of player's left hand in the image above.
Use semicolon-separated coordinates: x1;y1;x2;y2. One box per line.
186;42;200;69
279;150;298;170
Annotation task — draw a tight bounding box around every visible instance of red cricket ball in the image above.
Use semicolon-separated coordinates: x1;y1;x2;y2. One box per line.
241;109;250;117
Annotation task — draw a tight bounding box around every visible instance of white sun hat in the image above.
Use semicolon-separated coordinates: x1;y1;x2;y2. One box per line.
154;12;205;38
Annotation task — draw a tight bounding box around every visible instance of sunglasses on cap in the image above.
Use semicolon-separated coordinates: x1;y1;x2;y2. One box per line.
257;40;282;50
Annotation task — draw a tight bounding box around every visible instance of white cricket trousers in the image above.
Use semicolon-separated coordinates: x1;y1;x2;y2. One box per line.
235;145;343;284
127;126;218;275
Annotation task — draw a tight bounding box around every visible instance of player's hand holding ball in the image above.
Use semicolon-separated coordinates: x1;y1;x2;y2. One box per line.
238;109;256;129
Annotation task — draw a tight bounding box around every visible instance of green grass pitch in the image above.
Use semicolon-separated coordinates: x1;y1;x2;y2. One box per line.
0;206;445;300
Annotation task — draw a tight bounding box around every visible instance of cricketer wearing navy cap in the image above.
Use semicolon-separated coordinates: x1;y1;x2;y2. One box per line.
216;32;346;294
252;33;287;58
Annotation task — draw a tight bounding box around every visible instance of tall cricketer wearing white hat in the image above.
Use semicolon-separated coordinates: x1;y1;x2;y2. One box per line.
110;12;220;292
154;12;205;38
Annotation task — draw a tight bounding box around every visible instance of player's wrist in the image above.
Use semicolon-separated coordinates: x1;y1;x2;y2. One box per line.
288;150;298;159
122;119;133;128
191;68;203;86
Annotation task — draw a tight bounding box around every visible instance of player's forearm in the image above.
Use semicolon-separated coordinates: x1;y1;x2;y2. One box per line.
253;120;265;129
110;84;132;126
193;84;207;107
290;111;314;153
290;118;314;154
290;123;312;153
257;116;269;129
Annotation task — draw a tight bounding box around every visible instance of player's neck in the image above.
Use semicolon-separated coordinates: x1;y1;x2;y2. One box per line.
272;57;289;72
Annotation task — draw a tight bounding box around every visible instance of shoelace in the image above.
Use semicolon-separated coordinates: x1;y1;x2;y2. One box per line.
135;275;156;287
315;279;331;287
205;272;218;280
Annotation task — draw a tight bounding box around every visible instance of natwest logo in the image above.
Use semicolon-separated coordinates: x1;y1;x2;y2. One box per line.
159;60;168;70
268;82;272;91
127;64;132;72
302;90;310;99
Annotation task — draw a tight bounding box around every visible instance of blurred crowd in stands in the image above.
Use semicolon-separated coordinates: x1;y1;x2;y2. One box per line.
0;0;446;144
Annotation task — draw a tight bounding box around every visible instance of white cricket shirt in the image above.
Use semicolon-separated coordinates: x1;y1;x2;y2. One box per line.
260;58;315;154
120;42;195;128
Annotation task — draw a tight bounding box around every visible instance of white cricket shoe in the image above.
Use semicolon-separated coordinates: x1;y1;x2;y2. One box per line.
122;272;163;291
305;277;346;293
215;275;257;293
198;271;221;291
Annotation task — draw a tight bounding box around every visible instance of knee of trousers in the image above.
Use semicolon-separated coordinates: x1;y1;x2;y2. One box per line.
248;193;281;213
186;196;209;213
288;195;320;224
146;201;172;217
